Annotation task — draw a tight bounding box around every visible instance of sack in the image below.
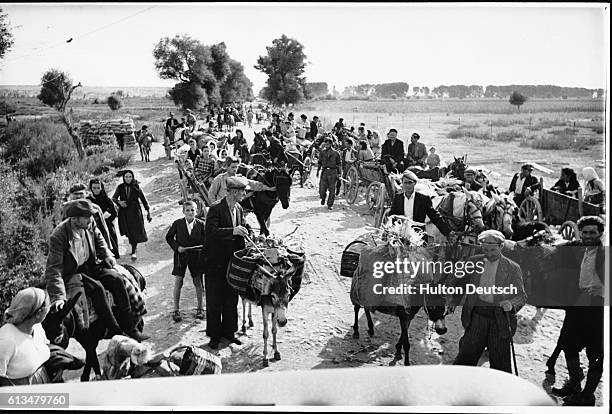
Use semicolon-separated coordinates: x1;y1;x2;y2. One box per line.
169;345;222;376
340;240;368;277
250;266;275;296
227;249;259;295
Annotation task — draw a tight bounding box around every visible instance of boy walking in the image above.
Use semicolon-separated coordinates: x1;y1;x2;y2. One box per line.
165;200;206;322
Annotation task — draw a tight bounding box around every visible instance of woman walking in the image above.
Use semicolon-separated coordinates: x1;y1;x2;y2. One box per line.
112;170;152;261
88;178;121;259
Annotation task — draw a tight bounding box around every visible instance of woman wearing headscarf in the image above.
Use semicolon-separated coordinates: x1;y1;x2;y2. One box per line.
112;170;152;261
551;168;581;197
0;288;52;386
369;130;382;159
582;167;605;206
88;178;120;259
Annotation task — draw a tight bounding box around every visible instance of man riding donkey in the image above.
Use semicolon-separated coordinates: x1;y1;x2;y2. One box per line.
45;199;150;342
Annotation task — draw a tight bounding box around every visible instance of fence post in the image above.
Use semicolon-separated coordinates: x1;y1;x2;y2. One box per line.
428;117;431;128
573;121;576;134
458;117;461;128
490;120;493;138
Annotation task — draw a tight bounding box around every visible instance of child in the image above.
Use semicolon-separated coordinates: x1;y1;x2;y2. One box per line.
165;200;206;322
426;146;441;169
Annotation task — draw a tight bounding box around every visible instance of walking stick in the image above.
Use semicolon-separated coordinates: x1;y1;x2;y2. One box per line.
505;311;519;376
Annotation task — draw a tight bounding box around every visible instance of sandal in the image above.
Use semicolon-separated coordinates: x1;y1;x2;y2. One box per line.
195;309;205;320
172;310;182;322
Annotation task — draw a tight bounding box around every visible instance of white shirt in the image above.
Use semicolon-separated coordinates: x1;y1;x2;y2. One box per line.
515;176;526;195
478;258;499;303
185;218;195;236
403;192;415;219
228;204;238;227
71;227;90;267
0;323;50;379
579;247;603;291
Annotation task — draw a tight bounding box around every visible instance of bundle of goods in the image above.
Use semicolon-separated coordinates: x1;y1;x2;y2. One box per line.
227;233;305;304
79;119;136;146
168;345;222;375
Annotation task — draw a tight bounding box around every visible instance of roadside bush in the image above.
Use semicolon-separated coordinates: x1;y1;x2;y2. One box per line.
536;118;566;129
549;128;575;136
488;118;526;127
530;134;602;151
447;127;490;140
592;125;604;134
494;130;525;142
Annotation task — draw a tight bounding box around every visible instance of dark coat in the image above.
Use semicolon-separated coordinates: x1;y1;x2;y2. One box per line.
388;192;452;236
112;183;149;244
44;219;112;304
451;254;527;338
508;173;539;197
310;121;319;139
87;193;120;257
62;201;111;251
268;137;286;164
204;198;250;271
166;217;206;275
381;139;405;164
550;179;580;196
406;142;428;165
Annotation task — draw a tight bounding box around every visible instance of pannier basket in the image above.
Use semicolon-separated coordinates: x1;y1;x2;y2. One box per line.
228;249;259;295
250;266;275;296
340;240;368;277
169;345;222;376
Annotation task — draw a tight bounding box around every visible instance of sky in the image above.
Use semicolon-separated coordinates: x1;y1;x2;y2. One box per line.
0;3;608;93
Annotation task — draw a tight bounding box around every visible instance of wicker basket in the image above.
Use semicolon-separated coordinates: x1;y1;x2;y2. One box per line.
227;249;260;295
169;345;222;376
340;240;368;277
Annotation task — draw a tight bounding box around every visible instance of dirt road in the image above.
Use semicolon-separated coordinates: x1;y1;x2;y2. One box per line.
65;127;602;405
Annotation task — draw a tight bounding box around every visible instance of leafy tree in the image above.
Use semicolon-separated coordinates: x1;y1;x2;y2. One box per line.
107;94;122;111
153;35;252;109
37;69;85;159
255;34;308;105
0;7;14;61
509;91;527;112
305;82;329;99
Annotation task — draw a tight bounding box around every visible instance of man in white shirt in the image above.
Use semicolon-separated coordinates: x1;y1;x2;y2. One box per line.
208;156;274;204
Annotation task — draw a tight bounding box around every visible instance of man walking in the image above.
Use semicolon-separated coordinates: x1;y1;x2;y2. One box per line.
317;137;342;210
450;230;526;373
204;177;253;349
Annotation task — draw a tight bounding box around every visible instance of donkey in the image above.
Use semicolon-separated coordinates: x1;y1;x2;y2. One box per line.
260;274;294;367
138;133;152;162
41;264;146;381
238;164;292;236
446;156;467;181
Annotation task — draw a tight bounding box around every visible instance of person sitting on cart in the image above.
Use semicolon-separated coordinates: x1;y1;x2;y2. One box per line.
194;146;217;188
381;128;405;173
462;168;483;192
426;146;441;169
388;170;452;239
165;112;179;143
405;133;428;168
508;164;540;207
551;168;580;198
208;156;275;205
340;138;358;196
357;140;374;162
581;167;605;206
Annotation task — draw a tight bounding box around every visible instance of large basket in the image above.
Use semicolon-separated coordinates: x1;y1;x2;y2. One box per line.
227;249;259;295
340;240;368;277
169;345;222;376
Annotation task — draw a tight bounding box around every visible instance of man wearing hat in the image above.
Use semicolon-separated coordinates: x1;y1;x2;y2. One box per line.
381;129;405;173
165;112;179;144
204;176;253;349
508;164;539;207
45;199;149;342
388;170;452;238
462;168;483;192
405;132;428;168
185;108;197;132
208;156;275;204
317;137;342;210
449;229;526;373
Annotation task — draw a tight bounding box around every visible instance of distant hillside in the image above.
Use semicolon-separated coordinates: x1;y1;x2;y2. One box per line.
0;85;171;98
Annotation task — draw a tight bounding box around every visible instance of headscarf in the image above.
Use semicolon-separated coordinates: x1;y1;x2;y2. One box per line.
3;287;47;325
121;170;139;187
582;167;599;183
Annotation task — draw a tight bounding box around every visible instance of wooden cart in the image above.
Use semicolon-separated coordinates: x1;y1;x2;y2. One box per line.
517;177;602;241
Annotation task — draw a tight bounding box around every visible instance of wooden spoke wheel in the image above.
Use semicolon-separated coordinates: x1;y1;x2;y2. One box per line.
193;197;207;219
560;221;580;241
345;165;360;205
518;196;543;223
366;182;381;210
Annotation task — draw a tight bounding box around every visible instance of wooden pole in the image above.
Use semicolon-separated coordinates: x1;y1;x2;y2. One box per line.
578;187;584;216
428;117;431;128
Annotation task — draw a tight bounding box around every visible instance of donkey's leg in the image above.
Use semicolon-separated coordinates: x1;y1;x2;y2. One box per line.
262;307;269;367
400;310;412;366
248;303;254;328
364;308;375;337
272;313;281;361
241;299;247;334
352;304;361;339
394;310;406;361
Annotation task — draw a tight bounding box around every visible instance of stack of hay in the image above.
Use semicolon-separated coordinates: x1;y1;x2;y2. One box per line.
79;119;136;147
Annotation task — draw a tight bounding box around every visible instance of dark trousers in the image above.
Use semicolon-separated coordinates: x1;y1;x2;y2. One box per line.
560;306;604;394
106;219;120;259
453;310;512;373
204;263;238;339
319;169;338;207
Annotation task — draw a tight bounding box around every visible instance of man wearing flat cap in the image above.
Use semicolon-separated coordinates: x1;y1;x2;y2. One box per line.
462;168;483;192
381;129;405;173
165;112;179;144
204;176;253;349
449;229;526;373
508;164;539;207
405;132;428;168
317;137;342;210
388;170;452;238
45;199;149;342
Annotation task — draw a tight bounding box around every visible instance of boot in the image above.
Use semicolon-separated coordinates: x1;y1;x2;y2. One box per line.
563;392;595;406
115;308;149;341
552;379;582;397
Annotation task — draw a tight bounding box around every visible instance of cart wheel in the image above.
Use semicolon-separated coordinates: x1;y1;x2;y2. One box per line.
373;186;388;228
366;182;381;210
518;196;543;223
560;221;580;241
345;165;360;205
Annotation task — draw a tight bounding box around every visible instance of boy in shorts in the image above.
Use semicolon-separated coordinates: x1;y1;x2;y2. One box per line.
165;200;206;322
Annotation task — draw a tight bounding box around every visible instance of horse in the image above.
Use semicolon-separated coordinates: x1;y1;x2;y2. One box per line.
483;193;518;239
237;164;292;236
406;165;447;182
41;264;146;381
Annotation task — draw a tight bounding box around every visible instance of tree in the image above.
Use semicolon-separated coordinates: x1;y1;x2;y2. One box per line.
255;34;308;105
153;35;252;108
107;94;122;110
0;7;14;61
37;69;85;159
509;91;527;112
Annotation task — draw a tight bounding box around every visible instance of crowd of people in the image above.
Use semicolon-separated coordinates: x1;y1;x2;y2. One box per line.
0;103;605;407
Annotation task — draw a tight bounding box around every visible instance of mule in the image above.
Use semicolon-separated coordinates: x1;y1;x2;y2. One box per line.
41;264;146;381
260;274;293;367
237;164;292;236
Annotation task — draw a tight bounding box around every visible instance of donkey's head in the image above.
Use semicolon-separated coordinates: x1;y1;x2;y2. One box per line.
41;292;81;349
268;275;293;327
